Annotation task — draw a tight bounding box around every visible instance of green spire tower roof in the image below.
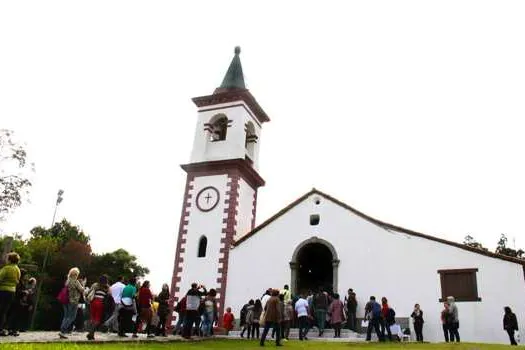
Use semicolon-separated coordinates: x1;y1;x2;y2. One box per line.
217;46;245;91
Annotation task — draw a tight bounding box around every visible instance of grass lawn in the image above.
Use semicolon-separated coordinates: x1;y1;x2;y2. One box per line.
0;340;512;350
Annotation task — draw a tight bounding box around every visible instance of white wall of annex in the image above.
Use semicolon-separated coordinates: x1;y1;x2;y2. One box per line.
225;193;525;343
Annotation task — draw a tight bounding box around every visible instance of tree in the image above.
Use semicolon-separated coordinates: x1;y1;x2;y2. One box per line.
496;234;524;258
89;249;150;283
463;234;487;251
30;219;90;247
0;129;34;221
1;219;150;330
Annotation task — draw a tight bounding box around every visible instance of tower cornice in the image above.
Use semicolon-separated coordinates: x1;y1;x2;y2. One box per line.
192;89;270;125
181;158;265;189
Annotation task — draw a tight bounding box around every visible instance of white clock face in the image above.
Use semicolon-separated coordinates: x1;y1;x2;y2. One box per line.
196;186;220;212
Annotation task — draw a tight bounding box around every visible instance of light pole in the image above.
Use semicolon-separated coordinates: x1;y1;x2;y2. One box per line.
30;189;64;330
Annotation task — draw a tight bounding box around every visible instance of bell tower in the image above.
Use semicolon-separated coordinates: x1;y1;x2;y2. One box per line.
169;47;270;326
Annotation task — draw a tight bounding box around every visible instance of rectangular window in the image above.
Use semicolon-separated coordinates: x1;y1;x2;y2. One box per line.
310;214;320;226
438;268;481;302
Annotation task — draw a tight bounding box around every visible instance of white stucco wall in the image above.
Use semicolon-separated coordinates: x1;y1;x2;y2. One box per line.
190;101;262;170
225;193;525;343
235;178;255;240
177;174;228;299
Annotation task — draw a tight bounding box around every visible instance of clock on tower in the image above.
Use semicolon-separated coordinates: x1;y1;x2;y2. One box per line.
169;47;270;327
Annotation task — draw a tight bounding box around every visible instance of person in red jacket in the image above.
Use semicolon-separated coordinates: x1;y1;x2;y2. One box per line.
134;281;154;338
223;307;235;335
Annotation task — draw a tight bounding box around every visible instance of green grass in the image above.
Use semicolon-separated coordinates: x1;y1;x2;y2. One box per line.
0;340;513;350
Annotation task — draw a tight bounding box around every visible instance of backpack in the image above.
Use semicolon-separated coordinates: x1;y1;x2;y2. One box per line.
57;285;69;305
372;302;382;319
387;308;396;323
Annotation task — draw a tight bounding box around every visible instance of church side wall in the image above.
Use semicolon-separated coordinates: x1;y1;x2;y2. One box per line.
225;194;525;343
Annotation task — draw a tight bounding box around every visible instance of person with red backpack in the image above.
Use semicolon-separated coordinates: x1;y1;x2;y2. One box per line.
365;296;384;342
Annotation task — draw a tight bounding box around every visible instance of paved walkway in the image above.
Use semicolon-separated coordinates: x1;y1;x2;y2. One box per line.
0;331;201;344
0;331;366;344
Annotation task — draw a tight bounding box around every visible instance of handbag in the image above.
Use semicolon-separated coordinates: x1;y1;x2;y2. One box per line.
259;311;266;326
57;285;69;305
361;319;369;328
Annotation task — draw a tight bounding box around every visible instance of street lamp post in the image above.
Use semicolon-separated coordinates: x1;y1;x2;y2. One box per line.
30;189;64;330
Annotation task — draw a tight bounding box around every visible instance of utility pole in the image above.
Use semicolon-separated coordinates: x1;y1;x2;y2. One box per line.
30;189;64;330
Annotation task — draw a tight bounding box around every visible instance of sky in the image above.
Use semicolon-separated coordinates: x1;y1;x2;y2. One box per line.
1;1;525;293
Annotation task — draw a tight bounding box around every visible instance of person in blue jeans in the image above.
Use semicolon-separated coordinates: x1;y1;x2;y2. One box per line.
201;289;217;336
260;289;282;347
59;268;85;339
365;296;384;342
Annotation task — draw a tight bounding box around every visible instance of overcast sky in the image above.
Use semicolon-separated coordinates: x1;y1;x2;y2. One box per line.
1;1;524;292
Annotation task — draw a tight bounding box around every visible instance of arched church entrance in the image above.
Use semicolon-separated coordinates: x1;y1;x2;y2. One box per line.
290;237;339;295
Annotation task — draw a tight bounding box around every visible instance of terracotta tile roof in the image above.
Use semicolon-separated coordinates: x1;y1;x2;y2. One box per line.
233;188;525;266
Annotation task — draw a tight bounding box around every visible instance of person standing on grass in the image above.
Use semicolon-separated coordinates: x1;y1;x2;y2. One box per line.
239;300;250;338
173;296;186;335
118;277;137;337
6;268;27;336
223;307;235;335
380;297;394;341
135;280;154;338
260;289;282;347
156;283;170;337
365;296;384;342
282;299;294;340
345;288;358;332
440;302;451;342
313;287;329;337
244;300;255;339
328;293;345;338
202;289;217;337
410;303;424;342
0;253;21;337
295;292;309;341
104;276;125;332
58;267;85;339
86;275;111;340
503;306;519;346
447;296;460;342
182;283;207;339
251;299;262;339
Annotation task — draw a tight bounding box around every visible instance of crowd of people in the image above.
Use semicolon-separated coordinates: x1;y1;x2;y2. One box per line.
55;268;172;340
0;253;521;345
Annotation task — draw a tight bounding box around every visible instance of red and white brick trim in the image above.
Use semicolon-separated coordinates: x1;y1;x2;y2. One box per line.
168;175;195;327
215;171;240;324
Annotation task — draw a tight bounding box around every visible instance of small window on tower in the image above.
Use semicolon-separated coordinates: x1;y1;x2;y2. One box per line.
310;214;320;226
245;121;257;159
198;236;208;258
208;115;228;142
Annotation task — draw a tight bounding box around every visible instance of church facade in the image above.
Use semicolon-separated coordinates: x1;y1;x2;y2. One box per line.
170;47;525;343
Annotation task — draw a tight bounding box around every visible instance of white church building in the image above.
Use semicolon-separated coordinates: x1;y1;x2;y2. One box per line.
169;47;525;343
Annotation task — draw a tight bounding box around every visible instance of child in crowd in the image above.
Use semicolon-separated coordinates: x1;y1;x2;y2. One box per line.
223;307;235;335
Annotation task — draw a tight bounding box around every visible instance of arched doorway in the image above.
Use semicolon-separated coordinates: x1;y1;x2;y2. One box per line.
290;237;339;295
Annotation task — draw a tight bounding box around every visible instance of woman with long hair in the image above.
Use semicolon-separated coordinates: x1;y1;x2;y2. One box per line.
135;280;154;338
59;267;85;339
156;283;170;337
410;303;424;341
86;275;111;340
251;299;263;339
